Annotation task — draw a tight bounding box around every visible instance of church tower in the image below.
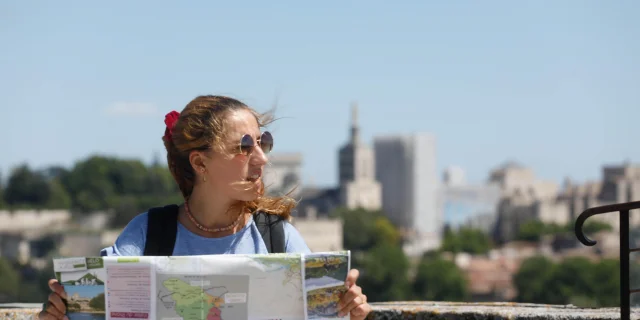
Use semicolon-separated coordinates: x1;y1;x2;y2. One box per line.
337;102;382;210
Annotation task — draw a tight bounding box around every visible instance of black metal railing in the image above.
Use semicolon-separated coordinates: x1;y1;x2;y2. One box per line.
575;200;640;320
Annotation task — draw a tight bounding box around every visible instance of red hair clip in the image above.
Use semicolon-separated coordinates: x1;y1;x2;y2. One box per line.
164;111;180;141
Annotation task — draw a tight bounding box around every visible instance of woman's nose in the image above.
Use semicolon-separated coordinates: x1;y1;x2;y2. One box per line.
251;145;268;165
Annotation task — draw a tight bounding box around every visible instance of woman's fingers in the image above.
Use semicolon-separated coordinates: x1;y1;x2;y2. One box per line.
48;279;68;300
47;292;66;316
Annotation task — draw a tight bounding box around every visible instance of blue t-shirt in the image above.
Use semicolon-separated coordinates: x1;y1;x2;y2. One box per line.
101;212;311;256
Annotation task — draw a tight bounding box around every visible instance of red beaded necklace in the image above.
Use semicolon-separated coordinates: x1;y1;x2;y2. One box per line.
184;200;244;233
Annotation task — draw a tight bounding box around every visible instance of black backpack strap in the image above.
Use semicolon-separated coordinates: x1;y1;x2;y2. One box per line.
143;204;180;256
253;211;286;253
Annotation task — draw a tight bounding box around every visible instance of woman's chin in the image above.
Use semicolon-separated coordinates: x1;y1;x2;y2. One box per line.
237;193;259;202
235;187;261;202
229;179;262;202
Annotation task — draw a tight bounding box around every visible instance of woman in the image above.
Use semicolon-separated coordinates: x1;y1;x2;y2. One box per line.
39;95;371;320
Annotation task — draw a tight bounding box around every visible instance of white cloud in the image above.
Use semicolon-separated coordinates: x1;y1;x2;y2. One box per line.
103;102;159;117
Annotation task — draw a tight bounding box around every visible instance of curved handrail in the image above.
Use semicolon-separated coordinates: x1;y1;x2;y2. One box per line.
574;200;640;320
574;200;640;246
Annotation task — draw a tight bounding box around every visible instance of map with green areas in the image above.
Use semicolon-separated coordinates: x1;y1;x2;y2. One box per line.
54;251;350;320
156;274;249;320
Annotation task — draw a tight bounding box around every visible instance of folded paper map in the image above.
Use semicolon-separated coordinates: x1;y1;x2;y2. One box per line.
52;251;350;320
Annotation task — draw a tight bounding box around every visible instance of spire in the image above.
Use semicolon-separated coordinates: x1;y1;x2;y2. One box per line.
350;101;359;144
351;101;358;128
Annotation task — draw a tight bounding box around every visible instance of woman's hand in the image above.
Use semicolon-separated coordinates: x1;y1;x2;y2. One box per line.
338;269;371;319
38;279;68;320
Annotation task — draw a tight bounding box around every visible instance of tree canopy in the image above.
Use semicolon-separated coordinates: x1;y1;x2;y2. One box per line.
1;155;182;227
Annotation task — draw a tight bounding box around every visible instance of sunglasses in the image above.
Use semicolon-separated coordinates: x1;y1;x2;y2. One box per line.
239;131;273;156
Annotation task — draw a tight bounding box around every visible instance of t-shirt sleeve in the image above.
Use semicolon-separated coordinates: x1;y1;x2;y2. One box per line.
107;212;149;256
283;221;312;253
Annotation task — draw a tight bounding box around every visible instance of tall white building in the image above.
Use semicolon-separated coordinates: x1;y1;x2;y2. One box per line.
373;133;441;255
337;103;382;211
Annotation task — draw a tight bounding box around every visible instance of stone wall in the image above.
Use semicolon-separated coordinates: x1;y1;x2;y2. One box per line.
1;302;635;320
368;302;629;319
0;210;71;232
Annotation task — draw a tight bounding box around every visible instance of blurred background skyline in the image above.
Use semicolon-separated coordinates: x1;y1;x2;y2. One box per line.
3;0;640;187
1;0;640;309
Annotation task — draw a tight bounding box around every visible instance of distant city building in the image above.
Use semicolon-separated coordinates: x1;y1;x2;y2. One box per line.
491;162;567;243
296;102;381;217
294;187;340;217
440;167;501;234
0;210;119;268
561;162;640;230
492;161;640;244
337;102;382;211
373;133;440;255
292;217;343;252
263;152;303;199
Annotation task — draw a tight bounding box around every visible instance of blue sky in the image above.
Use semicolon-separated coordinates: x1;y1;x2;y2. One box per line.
1;1;639;187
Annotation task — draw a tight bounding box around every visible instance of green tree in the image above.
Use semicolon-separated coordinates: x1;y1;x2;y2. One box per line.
441;227;461;252
0;193;4;209
1;155;183;219
337;208;381;251
23;263;56;302
335;207;411;302
513;256;558;303
110;194;140;227
552;257;597;304
17;283;47;302
337;207;404;250
582;221;613;234
516;220;567;242
515;220;607;243
441;226;492;254
591;259;619;307
0;258;20;302
62;156;119;211
30;236;57;258
16;263;52;303
60;155;182;219
46;178;71;209
412;255;468;301
356;243;410;302
4;164;50;208
146;163;180;195
516;220;547;242
373;216;401;246
89;293;106;310
42;166;70;181
514;255;620;307
107;159;149;195
0;174;5;209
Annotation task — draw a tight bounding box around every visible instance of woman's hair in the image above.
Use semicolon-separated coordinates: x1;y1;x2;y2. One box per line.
162;95;296;219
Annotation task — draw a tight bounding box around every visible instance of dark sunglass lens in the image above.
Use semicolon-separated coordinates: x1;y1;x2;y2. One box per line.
240;134;254;155
260;131;273;154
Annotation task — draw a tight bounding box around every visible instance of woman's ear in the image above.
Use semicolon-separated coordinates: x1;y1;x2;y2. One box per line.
188;150;207;174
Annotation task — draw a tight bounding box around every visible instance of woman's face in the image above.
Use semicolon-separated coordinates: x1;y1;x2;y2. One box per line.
196;108;270;202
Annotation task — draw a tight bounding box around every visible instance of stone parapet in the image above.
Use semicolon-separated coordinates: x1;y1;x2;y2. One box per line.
368;302;633;320
0;304;41;320
1;302;637;320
